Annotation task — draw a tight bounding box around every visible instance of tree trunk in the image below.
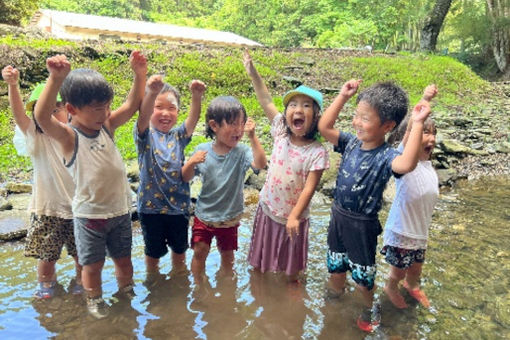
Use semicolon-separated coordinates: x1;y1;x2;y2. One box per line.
420;0;454;51
486;0;510;74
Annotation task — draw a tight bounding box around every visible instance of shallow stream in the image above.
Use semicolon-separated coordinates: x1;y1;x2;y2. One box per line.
0;177;508;339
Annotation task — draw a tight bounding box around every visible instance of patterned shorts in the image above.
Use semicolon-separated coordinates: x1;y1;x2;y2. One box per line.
24;213;77;262
380;245;426;269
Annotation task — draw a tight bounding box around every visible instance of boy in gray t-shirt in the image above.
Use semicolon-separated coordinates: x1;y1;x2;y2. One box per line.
182;96;267;284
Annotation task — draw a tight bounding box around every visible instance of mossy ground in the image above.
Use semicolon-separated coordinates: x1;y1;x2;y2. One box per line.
0;35;506;182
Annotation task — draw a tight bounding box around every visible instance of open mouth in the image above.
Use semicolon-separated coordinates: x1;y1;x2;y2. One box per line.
293;118;305;130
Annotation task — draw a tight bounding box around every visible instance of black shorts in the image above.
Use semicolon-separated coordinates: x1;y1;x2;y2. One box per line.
327;204;382;289
140;213;189;258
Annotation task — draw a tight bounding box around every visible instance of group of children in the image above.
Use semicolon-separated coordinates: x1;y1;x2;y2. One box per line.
2;49;439;332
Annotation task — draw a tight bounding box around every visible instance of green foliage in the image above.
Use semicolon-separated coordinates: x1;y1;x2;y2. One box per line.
0;0;38;25
0;35;78;49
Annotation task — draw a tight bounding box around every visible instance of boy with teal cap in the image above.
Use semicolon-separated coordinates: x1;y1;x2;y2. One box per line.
2;65;82;299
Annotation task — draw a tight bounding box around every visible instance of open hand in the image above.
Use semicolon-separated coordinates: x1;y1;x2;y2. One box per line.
286;216;300;241
340;79;362;98
46;55;71;80
412;100;431;124
190;79;206;97
1;65;19;85
129;50;148;78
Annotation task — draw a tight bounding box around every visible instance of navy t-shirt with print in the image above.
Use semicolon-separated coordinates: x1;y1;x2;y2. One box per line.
333;132;401;216
135;123;191;216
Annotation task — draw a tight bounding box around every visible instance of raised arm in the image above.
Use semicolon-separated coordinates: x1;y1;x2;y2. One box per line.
181;150;207;182
2;66;30;132
243;49;279;122
286;169;324;240
402;84;438;146
244;117;267;169
33;55;76;156
318;79;361;146
137;74;164;134
184;80;206;138
107;50;147;134
392;101;431;174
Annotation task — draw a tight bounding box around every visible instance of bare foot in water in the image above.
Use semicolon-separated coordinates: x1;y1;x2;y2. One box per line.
384;285;408;309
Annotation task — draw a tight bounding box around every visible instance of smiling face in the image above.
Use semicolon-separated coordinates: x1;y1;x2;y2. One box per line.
68;100;112;134
284;94;316;142
150;92;179;133
420;120;437;161
209;113;246;154
352;100;395;150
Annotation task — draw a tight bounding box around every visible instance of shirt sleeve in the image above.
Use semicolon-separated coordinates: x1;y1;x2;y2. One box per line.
134;123;149;154
309;144;330;171
334;132;355;154
242;143;254;172
175;122;192;148
270;113;286;139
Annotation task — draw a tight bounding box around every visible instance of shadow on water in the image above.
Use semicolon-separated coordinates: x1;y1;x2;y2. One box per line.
0;176;508;339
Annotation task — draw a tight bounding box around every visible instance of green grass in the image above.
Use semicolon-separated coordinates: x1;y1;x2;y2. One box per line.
0;39;499;181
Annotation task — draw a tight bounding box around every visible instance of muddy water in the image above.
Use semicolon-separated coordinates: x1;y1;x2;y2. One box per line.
0;177;508;340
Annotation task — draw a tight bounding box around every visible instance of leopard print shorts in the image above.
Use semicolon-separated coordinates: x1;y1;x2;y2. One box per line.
24;213;77;262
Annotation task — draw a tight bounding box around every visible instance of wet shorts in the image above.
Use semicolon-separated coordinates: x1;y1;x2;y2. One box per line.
24;213;77;262
380;245;426;269
140;213;189;258
327;204;382;290
74;214;132;266
191;216;238;251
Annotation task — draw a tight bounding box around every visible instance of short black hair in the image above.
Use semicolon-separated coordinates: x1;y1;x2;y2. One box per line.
151;82;181;109
356;82;408;128
205;96;247;138
60;68;114;108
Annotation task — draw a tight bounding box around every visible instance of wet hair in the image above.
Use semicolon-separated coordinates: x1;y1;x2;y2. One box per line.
151;83;181;110
388;115;437;145
283;100;321;140
60;68;114;108
205;96;247;138
356;82;408;128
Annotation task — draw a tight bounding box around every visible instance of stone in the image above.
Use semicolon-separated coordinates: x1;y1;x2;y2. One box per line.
5;182;32;194
436;168;457;186
282;76;302;86
495;141;510;153
0;197;13;211
125;161;140;182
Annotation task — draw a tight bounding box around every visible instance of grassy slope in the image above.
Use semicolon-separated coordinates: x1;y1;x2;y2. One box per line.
0;36;496;182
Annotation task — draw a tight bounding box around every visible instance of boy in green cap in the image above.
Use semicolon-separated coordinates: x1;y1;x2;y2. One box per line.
2;65;82;299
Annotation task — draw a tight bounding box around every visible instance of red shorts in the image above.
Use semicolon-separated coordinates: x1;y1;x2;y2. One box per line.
191;216;239;251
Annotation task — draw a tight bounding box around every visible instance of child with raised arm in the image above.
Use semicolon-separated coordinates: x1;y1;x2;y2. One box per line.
381;85;439;309
318;80;431;332
2;66;82;299
135;74;206;278
34;52;147;319
243;50;329;282
181;96;267;284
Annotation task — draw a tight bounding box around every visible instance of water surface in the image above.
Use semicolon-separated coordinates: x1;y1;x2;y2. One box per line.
0;177;508;339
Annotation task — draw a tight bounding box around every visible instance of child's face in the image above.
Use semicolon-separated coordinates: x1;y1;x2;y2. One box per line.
209;113;245;151
68;100;112;134
419;123;436;161
151;92;179;133
353;101;394;149
285;94;315;139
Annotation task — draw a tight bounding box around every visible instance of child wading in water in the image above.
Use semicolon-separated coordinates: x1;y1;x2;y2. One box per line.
136;74;206;280
381;85;439;309
34;52;147;319
243;50;329;282
182;96;267;284
2;66;82;299
318;79;431;332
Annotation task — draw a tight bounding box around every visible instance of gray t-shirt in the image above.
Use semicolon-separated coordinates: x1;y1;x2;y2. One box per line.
193;142;253;223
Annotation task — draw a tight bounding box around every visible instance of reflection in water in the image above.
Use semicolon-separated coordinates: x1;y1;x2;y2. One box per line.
0;177;509;339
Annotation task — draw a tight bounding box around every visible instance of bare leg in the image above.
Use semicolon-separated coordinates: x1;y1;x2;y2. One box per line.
82;260;105;298
219;249;234;276
405;261;423;289
357;284;376;309
327;272;346;295
384;265;408;308
191;242;210;284
171;251;187;274
113;255;134;289
72;256;82;284
38;259;57;285
145;255;160;273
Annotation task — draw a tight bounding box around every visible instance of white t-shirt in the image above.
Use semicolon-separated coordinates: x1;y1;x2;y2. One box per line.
24;120;74;219
66;127;131;219
384;144;439;248
259;114;329;224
